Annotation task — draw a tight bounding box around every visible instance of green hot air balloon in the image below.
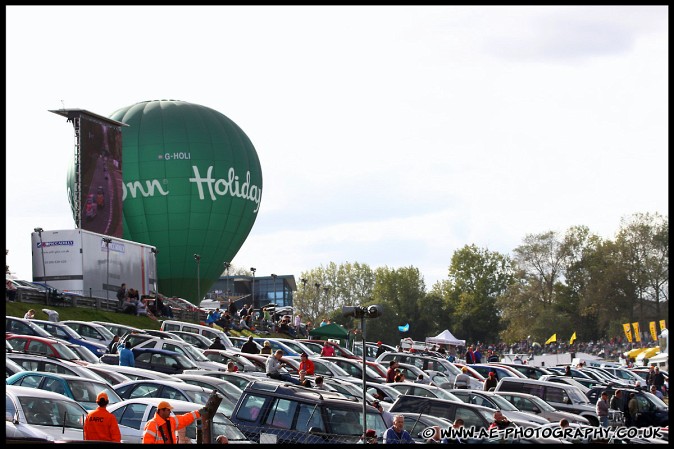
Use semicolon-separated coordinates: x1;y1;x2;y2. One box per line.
103;100;263;302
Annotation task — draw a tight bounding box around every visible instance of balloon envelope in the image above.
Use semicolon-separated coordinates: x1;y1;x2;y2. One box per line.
67;100;263;301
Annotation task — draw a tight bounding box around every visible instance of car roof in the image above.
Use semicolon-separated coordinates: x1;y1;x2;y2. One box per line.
244;380;365;405
6;384;87;404
115;379;207;390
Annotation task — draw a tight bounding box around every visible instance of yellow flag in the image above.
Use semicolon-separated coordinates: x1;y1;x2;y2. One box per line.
660;320;667;332
649;322;658;342
545;334;557;344
569;332;577;345
623;323;633;343
632;322;641;343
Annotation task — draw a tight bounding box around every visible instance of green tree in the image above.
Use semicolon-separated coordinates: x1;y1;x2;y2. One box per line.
444;245;513;343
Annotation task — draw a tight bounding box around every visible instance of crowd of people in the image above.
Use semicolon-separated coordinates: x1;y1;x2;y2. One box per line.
204;299;309;338
116;283;173;319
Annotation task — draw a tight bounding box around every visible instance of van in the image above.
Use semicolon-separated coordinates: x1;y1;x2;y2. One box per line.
494;377;605;426
160;320;233;350
230;380;387;443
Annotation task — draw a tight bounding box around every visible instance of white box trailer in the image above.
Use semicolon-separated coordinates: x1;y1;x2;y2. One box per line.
31;229;157;300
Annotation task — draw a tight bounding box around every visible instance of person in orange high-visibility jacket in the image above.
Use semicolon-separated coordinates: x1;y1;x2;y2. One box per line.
83;392;122;442
142;400;204;444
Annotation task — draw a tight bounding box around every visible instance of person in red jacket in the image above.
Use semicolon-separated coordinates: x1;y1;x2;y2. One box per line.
83;392;121;442
320;341;335;357
298;352;315;375
142;400;204;444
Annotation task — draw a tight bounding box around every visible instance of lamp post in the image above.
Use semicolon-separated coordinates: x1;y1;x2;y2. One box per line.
194;254;201;303
271;273;277;306
150;248;159;294
314;282;321;320
102;238;112;304
223;262;231;300
34;227;48;305
342;304;383;437
250;267;256;309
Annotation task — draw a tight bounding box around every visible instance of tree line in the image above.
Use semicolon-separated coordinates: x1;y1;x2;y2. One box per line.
290;212;668;346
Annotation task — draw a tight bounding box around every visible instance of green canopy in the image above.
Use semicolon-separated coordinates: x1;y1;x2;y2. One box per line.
309;323;350;346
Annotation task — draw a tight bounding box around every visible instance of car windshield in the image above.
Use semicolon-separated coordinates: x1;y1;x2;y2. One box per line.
319;360;351;377
643;391;668;408
50;342;81;360
70;345;100;363
19;395;86;428
180;344;209;361
433;388;461;402
567;387;590;404
489;394;519;411
525;395;556;412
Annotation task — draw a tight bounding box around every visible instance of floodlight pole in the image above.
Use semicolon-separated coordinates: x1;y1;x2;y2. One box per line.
102;238;112;305
250;267;256;309
223;262;231;300
361;312;367;436
34;227;48;305
194;254;201;303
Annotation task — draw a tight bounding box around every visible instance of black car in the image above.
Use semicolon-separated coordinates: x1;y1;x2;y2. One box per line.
586;386;668;428
389;395;496;430
230;380;388;444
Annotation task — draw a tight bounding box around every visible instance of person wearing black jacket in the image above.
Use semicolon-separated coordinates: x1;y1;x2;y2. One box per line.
240;335;259;354
209;337;225;350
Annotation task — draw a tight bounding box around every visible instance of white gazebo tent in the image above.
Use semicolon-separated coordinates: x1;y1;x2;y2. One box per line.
426;329;466;347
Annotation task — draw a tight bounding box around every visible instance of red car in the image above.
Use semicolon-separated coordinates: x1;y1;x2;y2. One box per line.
6;334;89;366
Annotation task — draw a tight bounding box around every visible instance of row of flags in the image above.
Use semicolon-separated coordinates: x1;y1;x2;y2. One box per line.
545;319;666;345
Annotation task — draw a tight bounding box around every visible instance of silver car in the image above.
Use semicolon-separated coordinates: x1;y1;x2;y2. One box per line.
6;385;87;441
493;390;591;425
107;397;251;443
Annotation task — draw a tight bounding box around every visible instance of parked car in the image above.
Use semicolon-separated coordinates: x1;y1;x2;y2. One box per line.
352;341;397;362
174;373;245;404
180;370;261;392
85;363;184;382
272;337;319;356
6;356;25;378
6;371;122;410
376;351;477;388
389;395;497;431
92;321;147;339
389;383;461;402
467;363;527;381
169;331;214;350
65;343;101;364
6;316;54;338
203;349;263;373
6;352;107;383
29;319;108;357
82;364;132;386
113;379;235;417
491;362;555;380
448;389;551;426
251;338;300;357
133;337;229;371
101;347;200;375
6;385;87;441
143;329;187;342
61;320;115;348
285;355;352;378
394;362;434;385
586;386;668;428
322;356;386;383
397;412;454;443
494;377;602;426
230;379;387;443
6;334;86;365
107;397;251;444
160;319;234;350
493;391;592;425
298;339;360;360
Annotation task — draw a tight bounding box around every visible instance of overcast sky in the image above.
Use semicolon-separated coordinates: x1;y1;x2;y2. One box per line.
6;6;668;289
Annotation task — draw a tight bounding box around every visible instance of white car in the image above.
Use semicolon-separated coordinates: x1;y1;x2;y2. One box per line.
6;385;87;442
107;397;251;443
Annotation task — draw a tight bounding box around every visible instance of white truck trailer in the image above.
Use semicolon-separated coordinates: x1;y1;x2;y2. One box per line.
31;228;157;300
